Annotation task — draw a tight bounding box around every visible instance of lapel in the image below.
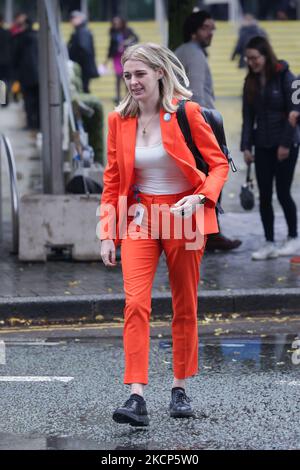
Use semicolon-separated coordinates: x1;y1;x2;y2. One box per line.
160;107;176;156
160;105;206;186
121;116;137;191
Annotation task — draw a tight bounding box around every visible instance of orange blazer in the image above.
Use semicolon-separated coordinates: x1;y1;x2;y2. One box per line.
99;99;229;247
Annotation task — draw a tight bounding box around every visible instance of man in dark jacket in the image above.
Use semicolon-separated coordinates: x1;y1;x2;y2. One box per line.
68;11;99;93
175;10;242;251
0;14;12;106
13;17;40;129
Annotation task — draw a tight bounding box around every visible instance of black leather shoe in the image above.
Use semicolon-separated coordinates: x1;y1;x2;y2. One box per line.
169;387;195;418
113;394;149;427
206;233;242;252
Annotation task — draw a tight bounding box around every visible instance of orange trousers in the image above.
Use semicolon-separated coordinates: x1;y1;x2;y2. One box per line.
120;188;207;385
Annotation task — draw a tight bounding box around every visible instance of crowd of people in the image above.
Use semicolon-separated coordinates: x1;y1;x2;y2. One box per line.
201;0;299;20
175;10;300;259
0;10;139;128
98;13;300;424
0;8;300;260
0;12;39;130
0;6;300;425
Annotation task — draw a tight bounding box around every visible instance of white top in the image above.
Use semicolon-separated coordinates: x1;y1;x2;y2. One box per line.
134;142;194;194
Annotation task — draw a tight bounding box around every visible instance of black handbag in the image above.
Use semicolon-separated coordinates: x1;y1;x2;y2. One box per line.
240;163;255;210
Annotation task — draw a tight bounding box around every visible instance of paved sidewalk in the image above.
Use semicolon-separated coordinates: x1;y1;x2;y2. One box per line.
1;212;300;298
1;213;300;322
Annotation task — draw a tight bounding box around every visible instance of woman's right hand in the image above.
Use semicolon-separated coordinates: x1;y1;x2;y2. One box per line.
100;240;117;267
244;150;255;164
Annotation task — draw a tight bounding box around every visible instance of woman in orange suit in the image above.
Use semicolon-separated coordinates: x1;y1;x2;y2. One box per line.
99;43;229;426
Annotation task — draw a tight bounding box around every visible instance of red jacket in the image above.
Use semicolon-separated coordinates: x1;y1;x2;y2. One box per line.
99;99;229;247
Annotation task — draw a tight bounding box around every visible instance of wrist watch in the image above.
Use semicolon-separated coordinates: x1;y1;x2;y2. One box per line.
197;194;206;204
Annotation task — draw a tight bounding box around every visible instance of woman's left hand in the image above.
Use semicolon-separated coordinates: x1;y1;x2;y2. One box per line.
277;146;290;161
170;195;205;218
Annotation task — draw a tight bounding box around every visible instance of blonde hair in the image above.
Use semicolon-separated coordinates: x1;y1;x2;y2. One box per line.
115;42;192;117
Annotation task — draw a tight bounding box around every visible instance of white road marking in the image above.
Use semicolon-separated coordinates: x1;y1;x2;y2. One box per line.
276;380;300;386
0;376;74;383
6;342;66;346
0;341;6;365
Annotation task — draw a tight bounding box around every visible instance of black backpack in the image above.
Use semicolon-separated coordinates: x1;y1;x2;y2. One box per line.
176;100;237;175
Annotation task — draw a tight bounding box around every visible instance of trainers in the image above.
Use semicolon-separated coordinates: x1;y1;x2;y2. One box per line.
112;394;149;427
277;237;300;257
169;387;195;418
251;241;278;260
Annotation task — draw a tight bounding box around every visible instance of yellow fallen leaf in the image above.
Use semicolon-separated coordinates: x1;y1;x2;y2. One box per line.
8;318;26;326
231;313;240;319
203;316;213;323
68;281;81;287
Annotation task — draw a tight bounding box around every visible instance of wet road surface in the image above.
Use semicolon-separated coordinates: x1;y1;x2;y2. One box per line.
0;316;300;450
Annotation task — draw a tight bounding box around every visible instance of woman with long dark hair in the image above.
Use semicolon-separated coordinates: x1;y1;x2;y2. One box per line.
241;36;300;260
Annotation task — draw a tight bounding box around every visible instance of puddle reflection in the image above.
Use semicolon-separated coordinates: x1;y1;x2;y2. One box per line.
159;333;300;372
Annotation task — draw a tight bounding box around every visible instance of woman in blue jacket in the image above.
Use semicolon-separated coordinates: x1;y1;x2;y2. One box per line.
241;36;300;260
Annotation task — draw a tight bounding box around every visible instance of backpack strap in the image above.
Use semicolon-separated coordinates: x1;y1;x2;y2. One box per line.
176;100;209;176
176;100;224;214
201;107;237;173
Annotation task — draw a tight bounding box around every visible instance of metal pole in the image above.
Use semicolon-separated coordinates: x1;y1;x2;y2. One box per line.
0;139;2;243
81;0;89;18
119;0;127;19
38;0;64;194
296;0;300;19
1;135;20;254
5;0;13;25
155;0;168;46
